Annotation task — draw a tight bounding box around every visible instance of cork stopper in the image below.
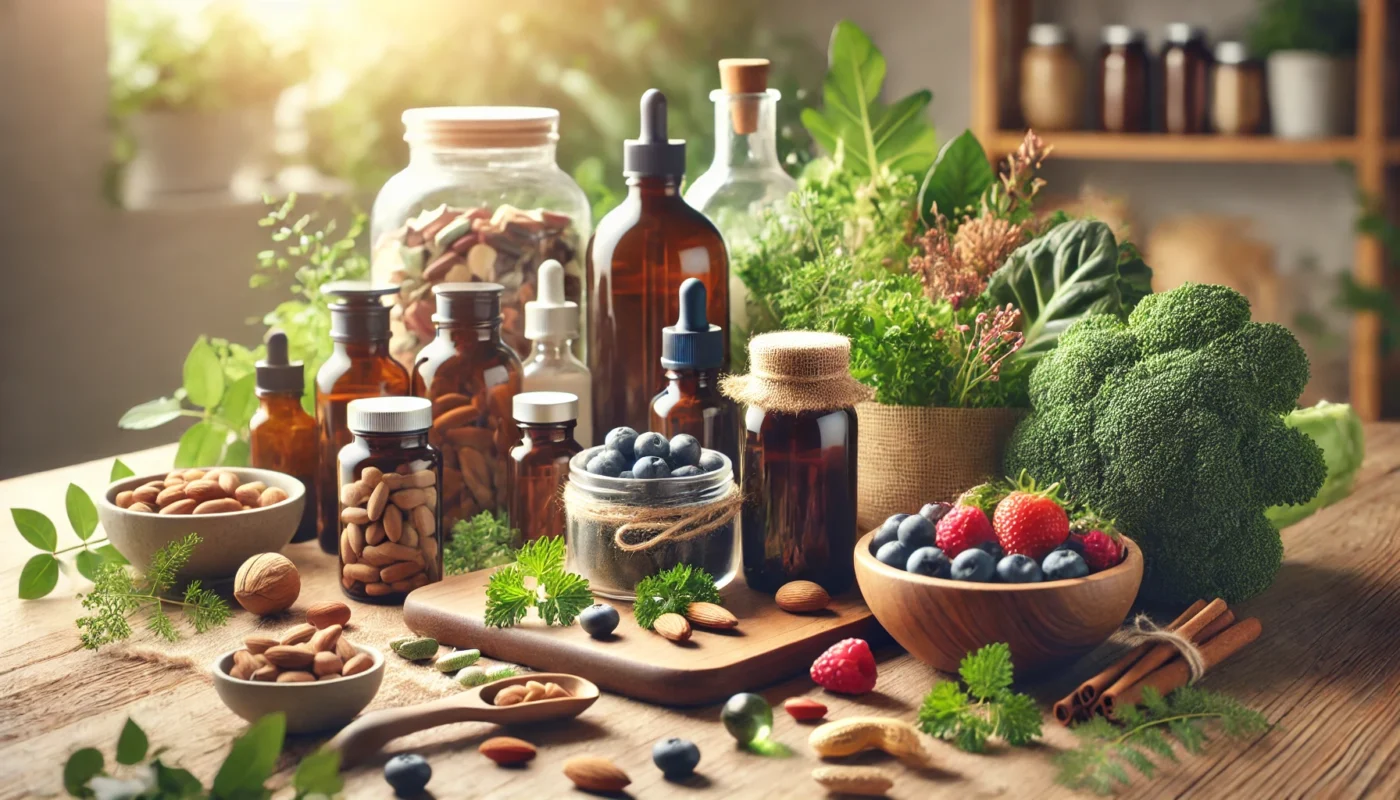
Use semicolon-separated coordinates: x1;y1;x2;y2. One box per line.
718;58;770;135
720;331;874;414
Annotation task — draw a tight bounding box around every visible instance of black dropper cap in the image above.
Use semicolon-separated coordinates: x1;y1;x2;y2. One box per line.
256;329;304;395
322;281;398;342
661;278;723;370
623;89;686;178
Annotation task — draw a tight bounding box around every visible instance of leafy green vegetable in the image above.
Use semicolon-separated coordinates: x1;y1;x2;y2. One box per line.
1056;686;1270;794
919;130;995;228
917;642;1041;752
484;536;592;628
1005;283;1325;604
1266;400;1364;528
800;20;936;178
444;511;519;575
76;533;231;648
632;564;722;630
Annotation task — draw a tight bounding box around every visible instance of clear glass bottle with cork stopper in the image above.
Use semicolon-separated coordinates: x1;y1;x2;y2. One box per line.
315;282;411;554
650;278;739;467
412;282;523;532
523;259;592;446
685;58;797;338
507;391;583;543
588;89;729;437
250;328;317;543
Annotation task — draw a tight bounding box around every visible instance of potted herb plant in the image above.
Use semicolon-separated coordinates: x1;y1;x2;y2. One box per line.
107;1;306;206
1249;0;1359;139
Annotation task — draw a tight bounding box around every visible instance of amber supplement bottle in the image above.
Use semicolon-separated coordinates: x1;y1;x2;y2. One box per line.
337;397;442;604
1160;23;1211;134
722;332;872;594
412;282;523;531
588;88;729;437
315;282;410;553
1097;25;1150;133
507;392;583;543
249;329;317;542
650;278;739;466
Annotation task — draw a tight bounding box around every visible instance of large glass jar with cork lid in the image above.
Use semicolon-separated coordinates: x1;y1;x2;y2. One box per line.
370;107;592;367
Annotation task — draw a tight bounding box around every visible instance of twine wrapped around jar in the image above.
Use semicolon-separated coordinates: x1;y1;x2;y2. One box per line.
562;481;742;553
720;331;873;414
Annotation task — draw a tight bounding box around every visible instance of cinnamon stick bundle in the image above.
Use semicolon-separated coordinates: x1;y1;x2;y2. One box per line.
1096;598;1229;704
1074;599;1208;708
1102;617;1262;718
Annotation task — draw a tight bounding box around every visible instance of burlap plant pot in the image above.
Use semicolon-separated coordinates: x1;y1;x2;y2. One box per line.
855;403;1027;532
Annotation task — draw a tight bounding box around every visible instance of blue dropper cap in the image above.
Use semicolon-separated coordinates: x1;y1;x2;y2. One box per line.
661;279;723;370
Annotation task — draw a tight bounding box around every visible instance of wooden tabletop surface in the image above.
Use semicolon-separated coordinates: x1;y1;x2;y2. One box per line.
3;426;1400;799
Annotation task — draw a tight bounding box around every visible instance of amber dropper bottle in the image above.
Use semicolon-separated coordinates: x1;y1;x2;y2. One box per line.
650;278;739;466
315;282;410;553
587;88;730;436
250;329;318;542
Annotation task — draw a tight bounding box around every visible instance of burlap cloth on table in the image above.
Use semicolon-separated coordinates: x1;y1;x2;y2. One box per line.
855;403;1027;532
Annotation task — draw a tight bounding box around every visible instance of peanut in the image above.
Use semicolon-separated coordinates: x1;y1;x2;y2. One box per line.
808;718;931;766
811;766;894;797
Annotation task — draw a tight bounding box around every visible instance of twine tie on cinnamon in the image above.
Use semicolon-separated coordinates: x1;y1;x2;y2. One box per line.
563;482;742;553
1125;612;1208;684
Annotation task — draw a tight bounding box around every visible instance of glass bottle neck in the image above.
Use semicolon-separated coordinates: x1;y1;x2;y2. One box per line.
354;430;430;449
626;176;684;201
257;392;306;414
408;143;558;170
665;368;722;395
708;90;784;172
530;339;577;362
518;421;576;443
437;324;502;346
334;340;392;359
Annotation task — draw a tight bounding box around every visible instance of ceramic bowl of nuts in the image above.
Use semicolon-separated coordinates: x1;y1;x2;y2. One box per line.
212;622;385;734
98;467;305;582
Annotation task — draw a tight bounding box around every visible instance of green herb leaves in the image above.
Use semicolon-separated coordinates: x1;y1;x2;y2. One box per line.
183;336;226;409
632;564;722;630
917;643;1042;752
483;536;592;628
76;533;230;649
11;463;130;599
801;21;935;177
919;130;995;228
445;511;520;575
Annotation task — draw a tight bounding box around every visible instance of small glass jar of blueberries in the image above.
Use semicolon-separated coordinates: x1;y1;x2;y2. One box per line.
564;425;738;600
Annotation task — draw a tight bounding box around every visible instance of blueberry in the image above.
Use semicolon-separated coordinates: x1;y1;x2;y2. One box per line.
634;431;670;460
872;514;908;552
632;456;672;479
918;502;952;523
384;754;431;798
950;549;996;582
668;434;701;468
875;540;911;570
652;736;702;779
605;426;639;460
699;450;726;472
1042;549;1090;580
897;515;936;549
906;546;951;578
996;554;1043;583
579;603;620;638
671;465;703;477
619;470;634;479
1055;536;1086;556
586;449;628;477
976;540;1005;561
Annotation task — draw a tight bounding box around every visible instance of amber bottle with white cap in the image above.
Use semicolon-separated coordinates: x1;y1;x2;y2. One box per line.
507;392;583;543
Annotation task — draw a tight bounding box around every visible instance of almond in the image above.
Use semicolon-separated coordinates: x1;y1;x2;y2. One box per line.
343;652;374;676
158;498;196;515
115;490;135;509
235;482;266;506
391;488;427;510
345;522;366;554
494;685;528;706
216;471;238;494
358;544;397;567
155;484;187;508
310;624;343;652
544;682;571;699
259;487;289;507
343;563;380;583
381;472;406;491
132;484;161;504
306;601;351;629
523;680;547;702
313;651;344;677
181;469;206;482
367;482;389;520
410;469;436;488
685;601;738;629
365;521;386;546
335;635;357;662
340;532;358;565
340;480;369;507
163;476;186;488
252;665;280;682
563;757;630;793
244;635;279;655
361;465;383;488
653;613;692;642
811;766;894;797
479;736;536;765
184;479;226;503
342;506;371;526
128;502;157;514
383;505;403;542
784;696;829;721
280;623;317;645
411;504;436;536
775;580;831;613
194;498;243;514
276;670;317;683
380;561;422;583
264;645;315;669
364;581;394;596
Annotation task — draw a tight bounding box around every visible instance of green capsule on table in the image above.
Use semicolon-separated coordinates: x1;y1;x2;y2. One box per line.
457;666;488;687
484;666;519;682
388;635;417;654
393;637;439;661
437;649;482;673
721;693;774;745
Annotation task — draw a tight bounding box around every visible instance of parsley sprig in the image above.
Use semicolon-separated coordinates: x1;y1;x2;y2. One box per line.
483;536;592;628
632;564;722;630
917;642;1042;752
444;511;519;575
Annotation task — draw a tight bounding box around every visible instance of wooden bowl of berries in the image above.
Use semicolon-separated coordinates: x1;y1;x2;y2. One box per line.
853;478;1143;674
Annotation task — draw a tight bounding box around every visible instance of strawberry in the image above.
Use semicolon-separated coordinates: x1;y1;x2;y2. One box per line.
935;505;996;557
810;638;878;695
1080;529;1123;572
994;490;1069;560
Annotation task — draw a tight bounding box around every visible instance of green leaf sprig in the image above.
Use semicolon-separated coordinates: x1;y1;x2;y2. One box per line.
12;459;132;599
917;642;1043;752
444;511;520;575
1056;686;1270;795
75;533;230;649
632;564;722;630
483;536;592;628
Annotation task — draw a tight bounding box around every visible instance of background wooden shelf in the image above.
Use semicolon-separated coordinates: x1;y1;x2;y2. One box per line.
986;131;1361;164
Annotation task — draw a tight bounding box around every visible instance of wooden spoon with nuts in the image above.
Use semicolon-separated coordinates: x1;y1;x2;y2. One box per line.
326;673;598;767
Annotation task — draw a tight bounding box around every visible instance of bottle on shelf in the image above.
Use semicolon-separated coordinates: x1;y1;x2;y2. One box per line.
315;282;411;553
1020;24;1084;131
1211;41;1265;135
684;58;797;337
1097;25;1150;133
588;88;730;437
250;329;318;543
1160;23;1211;134
507;391;583;543
650;278;739;467
522;259;592;447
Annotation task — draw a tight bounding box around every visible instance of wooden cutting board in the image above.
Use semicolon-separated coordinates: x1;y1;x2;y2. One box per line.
402;569;879;706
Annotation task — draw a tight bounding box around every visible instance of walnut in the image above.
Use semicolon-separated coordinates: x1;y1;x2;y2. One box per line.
233;553;301;616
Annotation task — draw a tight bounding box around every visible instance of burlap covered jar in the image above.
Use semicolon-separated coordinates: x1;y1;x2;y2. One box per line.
722;331;872;594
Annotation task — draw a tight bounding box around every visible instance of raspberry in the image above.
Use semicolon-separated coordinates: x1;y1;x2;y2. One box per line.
810;638;878;695
1081;530;1123;572
935;505;996;557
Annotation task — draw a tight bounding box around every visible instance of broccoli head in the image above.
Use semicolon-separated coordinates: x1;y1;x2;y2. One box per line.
1004;282;1326;604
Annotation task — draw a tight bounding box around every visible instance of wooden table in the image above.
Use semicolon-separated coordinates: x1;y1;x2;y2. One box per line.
3;428;1400;799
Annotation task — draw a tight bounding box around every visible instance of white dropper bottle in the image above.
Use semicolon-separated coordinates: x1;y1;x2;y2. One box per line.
523;259;593;446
